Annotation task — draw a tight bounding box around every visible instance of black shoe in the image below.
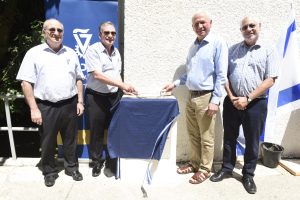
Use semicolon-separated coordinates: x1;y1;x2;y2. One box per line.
92;162;104;177
210;170;232;182
104;167;115;178
44;174;58;187
65;170;83;181
242;176;257;194
104;159;116;178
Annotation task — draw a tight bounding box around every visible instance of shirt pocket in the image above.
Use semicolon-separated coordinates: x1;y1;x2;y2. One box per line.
248;55;266;75
102;63;114;72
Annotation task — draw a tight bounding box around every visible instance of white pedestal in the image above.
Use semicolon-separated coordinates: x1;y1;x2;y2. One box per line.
119;121;178;185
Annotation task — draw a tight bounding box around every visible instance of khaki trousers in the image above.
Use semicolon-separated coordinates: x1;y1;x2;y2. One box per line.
186;92;216;173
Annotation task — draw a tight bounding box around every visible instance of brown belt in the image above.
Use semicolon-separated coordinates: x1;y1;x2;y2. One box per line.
190;90;213;96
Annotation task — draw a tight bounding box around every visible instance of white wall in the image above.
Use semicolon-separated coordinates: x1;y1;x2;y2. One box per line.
120;0;300;161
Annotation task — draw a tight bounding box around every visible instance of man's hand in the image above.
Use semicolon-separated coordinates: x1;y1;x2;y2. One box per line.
31;108;42;125
77;102;84;116
163;83;175;92
122;83;138;95
206;103;219;117
232;97;248;110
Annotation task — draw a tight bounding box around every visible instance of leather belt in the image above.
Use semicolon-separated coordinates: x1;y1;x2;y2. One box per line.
86;88;117;97
36;95;77;106
190;90;213;96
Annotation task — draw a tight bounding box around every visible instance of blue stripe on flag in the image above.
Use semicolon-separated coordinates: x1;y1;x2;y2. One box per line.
236;142;245;155
283;20;296;57
277;83;300;107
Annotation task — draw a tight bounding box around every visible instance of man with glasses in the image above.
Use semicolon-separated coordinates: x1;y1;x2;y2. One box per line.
16;19;84;187
163;11;227;184
85;21;138;178
210;16;278;194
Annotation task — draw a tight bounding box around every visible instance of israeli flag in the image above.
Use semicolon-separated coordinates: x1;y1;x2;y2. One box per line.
264;10;300;144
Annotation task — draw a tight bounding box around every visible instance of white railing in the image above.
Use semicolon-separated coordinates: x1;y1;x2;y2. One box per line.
0;94;38;160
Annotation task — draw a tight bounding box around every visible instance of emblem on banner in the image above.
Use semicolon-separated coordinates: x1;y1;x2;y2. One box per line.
73;29;92;58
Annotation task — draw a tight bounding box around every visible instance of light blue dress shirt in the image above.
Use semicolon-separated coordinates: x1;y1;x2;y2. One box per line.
228;40;278;98
174;33;228;105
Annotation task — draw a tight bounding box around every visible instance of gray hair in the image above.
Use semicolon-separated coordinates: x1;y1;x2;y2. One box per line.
192;10;212;23
42;18;64;32
98;21;115;33
240;16;261;27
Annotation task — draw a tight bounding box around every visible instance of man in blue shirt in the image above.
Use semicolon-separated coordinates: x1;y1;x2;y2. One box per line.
163;11;227;184
209;16;278;194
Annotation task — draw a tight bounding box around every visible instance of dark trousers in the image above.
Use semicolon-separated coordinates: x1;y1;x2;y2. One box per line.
85;88;121;165
37;96;79;176
222;96;267;177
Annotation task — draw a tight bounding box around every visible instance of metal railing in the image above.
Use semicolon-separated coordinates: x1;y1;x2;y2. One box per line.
0;94;38;160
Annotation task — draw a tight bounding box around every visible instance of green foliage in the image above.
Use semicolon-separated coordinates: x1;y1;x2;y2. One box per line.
0;20;43;119
0;0;44;130
0;20;43;96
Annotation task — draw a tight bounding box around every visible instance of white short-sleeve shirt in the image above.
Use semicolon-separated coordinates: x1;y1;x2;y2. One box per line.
85;42;122;93
16;43;85;102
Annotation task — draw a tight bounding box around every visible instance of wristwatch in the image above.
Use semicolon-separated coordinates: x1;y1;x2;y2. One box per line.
246;96;252;103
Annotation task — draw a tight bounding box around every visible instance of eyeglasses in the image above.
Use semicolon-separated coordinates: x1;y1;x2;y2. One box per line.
48;28;64;33
241;23;256;31
103;31;116;36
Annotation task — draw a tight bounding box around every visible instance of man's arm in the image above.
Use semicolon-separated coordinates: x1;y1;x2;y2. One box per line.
233;77;276;110
247;77;276;100
211;40;228;105
225;81;238;102
91;70;137;94
21;81;42;125
207;40;228;117
76;79;84;116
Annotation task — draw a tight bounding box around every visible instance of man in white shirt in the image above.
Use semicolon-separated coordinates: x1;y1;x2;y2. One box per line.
85;21;137;178
16;19;84;187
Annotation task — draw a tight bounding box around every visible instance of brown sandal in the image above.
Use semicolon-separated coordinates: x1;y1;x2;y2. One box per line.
177;163;197;174
189;171;211;184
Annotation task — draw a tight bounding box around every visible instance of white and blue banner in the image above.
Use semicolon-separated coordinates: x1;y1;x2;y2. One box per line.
44;0;118;158
264;10;300;144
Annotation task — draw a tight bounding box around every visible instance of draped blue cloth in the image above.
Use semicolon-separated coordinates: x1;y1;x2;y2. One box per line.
107;97;180;160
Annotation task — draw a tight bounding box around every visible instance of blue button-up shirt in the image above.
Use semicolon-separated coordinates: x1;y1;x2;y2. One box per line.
228;40;278;97
175;33;228;104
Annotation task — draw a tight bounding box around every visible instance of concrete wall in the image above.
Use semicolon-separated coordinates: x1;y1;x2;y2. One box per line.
119;0;300;161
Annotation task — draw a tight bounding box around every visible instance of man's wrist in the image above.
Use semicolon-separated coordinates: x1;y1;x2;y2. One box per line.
173;80;180;87
77;101;84;105
246;96;252;103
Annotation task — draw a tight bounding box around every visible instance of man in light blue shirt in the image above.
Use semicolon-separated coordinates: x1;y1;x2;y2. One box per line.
164;11;227;184
210;16;278;194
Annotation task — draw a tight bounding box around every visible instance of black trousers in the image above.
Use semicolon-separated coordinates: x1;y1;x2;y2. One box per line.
37;96;79;176
222;96;267;177
85;88;122;164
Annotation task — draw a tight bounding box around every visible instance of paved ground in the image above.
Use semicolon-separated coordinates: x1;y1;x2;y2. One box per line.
1;157;300;200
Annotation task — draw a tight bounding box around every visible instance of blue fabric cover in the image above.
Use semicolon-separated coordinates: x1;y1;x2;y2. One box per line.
108;97;179;160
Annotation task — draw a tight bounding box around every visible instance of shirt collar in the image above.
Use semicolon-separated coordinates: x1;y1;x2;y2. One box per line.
42;42;66;53
242;38;262;49
194;32;213;45
99;42;116;55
